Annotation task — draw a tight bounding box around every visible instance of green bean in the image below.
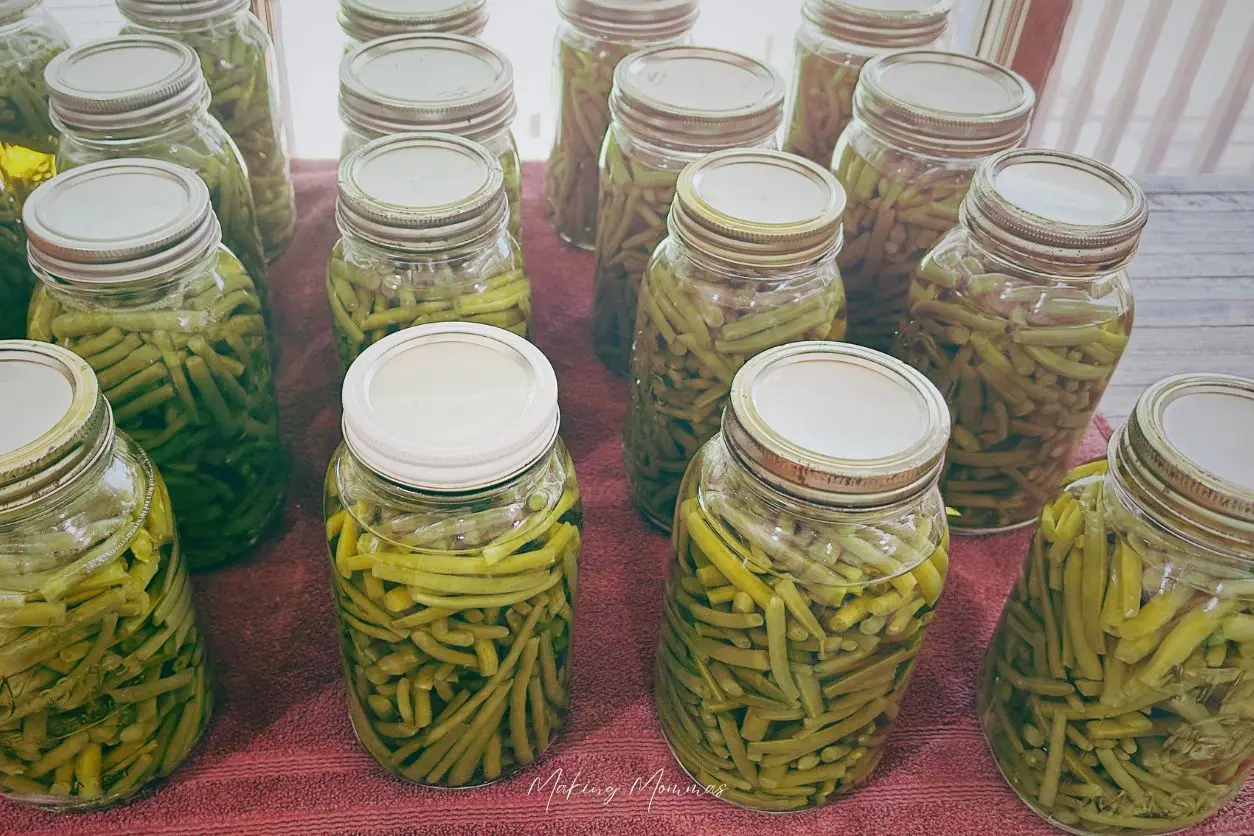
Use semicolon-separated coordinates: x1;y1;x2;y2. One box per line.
0;178;35;339
978;460;1254;834
325;446;582;787
781;51;859;168
0;11;67;205
623;244;846;531
30;249;286;569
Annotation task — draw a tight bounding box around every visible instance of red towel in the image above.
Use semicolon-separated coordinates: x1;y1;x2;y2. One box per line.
5;162;1249;836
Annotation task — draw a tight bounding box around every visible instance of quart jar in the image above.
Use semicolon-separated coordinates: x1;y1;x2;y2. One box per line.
591;45;785;375
339;0;488;49
23;158;285;570
0;339;211;810
327;132;529;369
624;148;848;532
832;49;1034;352
325;322;583;788
339;34;522;244
977;373;1254;836
0;0;69;206
117;0;297;263
546;0;698;250
45;35;269;304
656;341;952;812
781;0;950;168
895;150;1144;532
0;171;35;339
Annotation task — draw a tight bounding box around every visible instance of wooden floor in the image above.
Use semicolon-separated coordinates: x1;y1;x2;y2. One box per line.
1102;175;1254;425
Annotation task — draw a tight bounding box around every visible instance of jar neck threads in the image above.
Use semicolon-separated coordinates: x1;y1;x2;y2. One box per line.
802;0;951;49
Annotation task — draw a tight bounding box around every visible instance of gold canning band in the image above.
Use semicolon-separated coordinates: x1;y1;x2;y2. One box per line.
0;457;212;809
324;450;582;788
832;137;969;353
657;469;950;811
894;252;1131;531
781;49;859;168
978;460;1254;835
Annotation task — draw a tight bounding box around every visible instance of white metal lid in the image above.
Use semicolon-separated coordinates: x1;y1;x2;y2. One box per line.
724;342;950;506
803;0;951;48
342;323;561;492
116;0;249;26
336;132;507;250
45;35;209;133
23;158;220;287
339;0;488;41
557;0;699;40
339;34;515;143
610;46;785;150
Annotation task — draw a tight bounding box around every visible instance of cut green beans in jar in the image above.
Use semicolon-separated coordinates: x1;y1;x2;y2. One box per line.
830;50;1033;352
591;45;784;375
894;150;1146;532
23;159;285;570
656;342;953;812
978;373;1254;835
0;341;211;810
0;174;35;339
328;323;582;787
0;0;69;205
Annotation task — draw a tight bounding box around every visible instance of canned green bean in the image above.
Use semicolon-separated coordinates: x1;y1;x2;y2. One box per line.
326;322;582;788
339;0;488;48
0;171;35;340
656;341;952;811
978;374;1254;835
23;158;286;570
0;0;69;206
894;149;1145;532
0;340;211;810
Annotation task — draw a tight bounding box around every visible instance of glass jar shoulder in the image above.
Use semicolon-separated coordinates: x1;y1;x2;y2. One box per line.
0;12;69;150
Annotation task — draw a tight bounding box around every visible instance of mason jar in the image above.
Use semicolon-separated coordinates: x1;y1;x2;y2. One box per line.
546;0;698;250
0;171;34;339
0;0;69;206
339;0;488;49
591;45;785;375
23;158;286;570
977;373;1254;835
832;49;1034;352
328;132;529;369
895;150;1144;532
117;0;296;263
45;35;269;306
0;340;211;810
339;34;522;244
624;148;848;531
656;341;952;811
326;322;583;788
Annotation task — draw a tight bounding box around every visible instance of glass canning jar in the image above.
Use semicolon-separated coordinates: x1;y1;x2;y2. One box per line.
339;0;488;49
325;322;583;788
0;340;211;810
328;132;529;369
0;0;69;207
781;0;951;168
624;148;848;532
977;373;1254;835
831;49;1034;352
117;0;296;263
895;150;1145;532
591;45;785;376
45;35;269;306
23;158;285;570
546;0;698;251
0;170;35;339
656;341;953;812
339;34;522;245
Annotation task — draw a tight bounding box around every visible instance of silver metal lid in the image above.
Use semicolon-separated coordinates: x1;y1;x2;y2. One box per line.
336;132;507;251
45;35;209;133
116;0;249;26
724;341;950;507
0;340;114;512
23;158;220;287
854;49;1034;156
342;323;560;492
339;34;515;144
669;148;846;267
610;46;785;151
962;149;1149;275
556;0;699;40
803;0;951;48
339;0;488;41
